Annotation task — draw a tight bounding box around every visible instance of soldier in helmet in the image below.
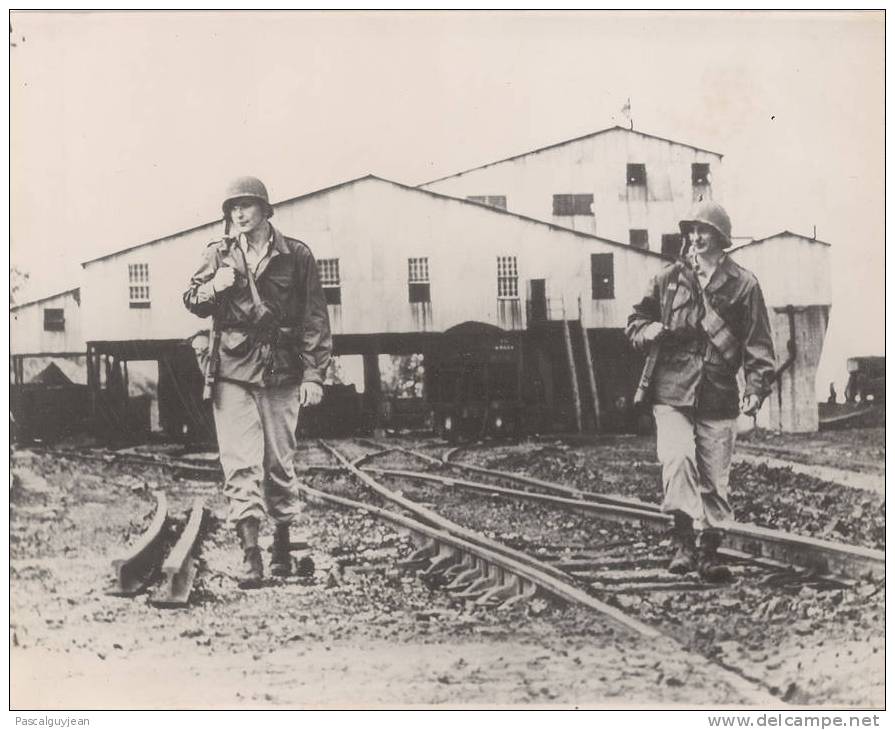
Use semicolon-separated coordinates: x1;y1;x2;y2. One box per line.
626;200;775;581
184;176;332;588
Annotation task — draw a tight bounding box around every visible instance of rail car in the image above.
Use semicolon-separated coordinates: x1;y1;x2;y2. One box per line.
426;321;536;442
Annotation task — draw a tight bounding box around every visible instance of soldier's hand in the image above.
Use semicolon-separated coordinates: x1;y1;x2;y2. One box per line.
300;382;324;407
741;394;761;416
212;266;236;293
642;321;666;345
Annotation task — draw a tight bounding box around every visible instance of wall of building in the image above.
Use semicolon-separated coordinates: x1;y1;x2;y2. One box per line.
80;177;668;343
729;234;832;308
731;234;833;432
421;128;722;252
10;290;84;355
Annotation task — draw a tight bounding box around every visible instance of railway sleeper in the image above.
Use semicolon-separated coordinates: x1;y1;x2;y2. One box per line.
442;553;477;581
446;563;485;591
402;537;538;610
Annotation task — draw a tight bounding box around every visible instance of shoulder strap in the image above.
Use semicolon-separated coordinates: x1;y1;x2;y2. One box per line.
659;266;682;328
234;243;264;309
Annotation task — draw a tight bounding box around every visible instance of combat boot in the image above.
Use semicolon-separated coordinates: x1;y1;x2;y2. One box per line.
668;513;696;575
270;523;293;578
698;529;732;583
236;517;263;589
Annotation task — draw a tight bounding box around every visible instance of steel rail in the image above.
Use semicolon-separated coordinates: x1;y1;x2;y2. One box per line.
317;440;570;584
108;491;170;596
294;479;661;637
309;442;883;583
26;446;221;481
150;497;207;608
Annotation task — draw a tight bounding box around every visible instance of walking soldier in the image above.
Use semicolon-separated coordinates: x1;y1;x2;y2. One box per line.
184;176;332;588
626;200;775;581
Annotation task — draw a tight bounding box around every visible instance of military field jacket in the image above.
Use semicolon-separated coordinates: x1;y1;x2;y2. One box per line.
183;225;332;387
626;255;776;417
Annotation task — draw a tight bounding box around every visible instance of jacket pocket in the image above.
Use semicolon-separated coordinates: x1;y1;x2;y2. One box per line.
220;330;250;357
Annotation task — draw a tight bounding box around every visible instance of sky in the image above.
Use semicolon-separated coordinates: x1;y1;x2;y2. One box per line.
9;10;884;394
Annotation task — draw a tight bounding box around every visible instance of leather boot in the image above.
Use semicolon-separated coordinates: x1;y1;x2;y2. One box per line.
236;517;263;589
668;513;696;575
270;523;293;578
698;529;732;583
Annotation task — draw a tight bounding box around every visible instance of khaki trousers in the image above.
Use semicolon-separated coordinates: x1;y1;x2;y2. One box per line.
653;404;736;530
213;379;302;525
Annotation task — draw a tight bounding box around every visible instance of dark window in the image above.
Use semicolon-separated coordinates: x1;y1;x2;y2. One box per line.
553;193;593;216
466;195;507;210
318;258;341;306
408;257;430;303
627;164;646;186
409;283;430;303
629;229;649;250
128;263;150;308
661;234;683;258
591;253;614;300
497;256;518;299
43;308;65;332
692;163;711;186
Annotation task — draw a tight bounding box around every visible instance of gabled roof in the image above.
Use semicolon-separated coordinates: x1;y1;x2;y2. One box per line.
80;175;375;267
731;230;832;252
420;126;724;186
81;173;670;267
10;287;80;312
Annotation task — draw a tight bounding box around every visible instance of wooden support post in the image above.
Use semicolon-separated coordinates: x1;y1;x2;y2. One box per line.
561;298;582;433
362;350;383;436
578;296;601;432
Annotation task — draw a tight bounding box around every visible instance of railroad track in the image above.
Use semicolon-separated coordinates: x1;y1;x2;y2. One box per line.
22;438;883;701
295;437;886;702
356;438;884;585
300;437;883;609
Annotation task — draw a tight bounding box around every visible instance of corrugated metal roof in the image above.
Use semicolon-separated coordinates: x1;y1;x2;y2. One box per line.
730;230;833;252
419;126;724;186
81;173;671;267
9;287;80;312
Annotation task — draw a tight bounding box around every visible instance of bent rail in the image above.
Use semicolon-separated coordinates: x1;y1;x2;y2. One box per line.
151;497;207;607
109;491;170;596
295;480;660;638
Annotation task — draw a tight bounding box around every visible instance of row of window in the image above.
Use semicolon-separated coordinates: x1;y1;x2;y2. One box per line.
628;230;684;257
466;163;712;217
317;254;616;303
118;253;617;311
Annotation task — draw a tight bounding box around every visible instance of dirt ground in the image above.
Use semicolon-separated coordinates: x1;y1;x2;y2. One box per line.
9;426;885;709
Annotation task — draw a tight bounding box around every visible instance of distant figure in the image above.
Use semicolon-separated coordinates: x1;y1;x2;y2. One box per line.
828;382;838;405
626;201;775;582
183;176;332;589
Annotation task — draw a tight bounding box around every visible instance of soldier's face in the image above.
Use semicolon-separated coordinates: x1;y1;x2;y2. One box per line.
689;222;723;256
228;198;267;235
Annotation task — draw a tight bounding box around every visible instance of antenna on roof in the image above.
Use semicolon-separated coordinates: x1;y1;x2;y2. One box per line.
813;225;816;240
621;97;633;130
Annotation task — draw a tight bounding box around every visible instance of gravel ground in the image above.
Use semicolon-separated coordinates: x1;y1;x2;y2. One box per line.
11;446;764;709
9;429;884;709
448;433;885;551
328;442;884;707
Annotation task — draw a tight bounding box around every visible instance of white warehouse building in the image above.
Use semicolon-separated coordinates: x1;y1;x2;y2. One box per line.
421;125;723;257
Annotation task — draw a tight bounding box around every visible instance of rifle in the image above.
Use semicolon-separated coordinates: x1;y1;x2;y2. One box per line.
202;319;222;401
633;276;679;405
201;233;234;402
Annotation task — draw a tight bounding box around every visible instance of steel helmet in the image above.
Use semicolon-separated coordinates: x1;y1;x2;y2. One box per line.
679;200;732;248
221;176;274;219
